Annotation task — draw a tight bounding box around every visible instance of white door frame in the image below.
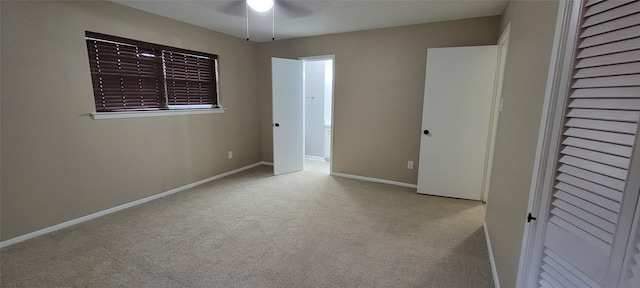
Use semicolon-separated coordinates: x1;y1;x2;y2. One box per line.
299;55;335;175
515;1;584;286
481;23;511;203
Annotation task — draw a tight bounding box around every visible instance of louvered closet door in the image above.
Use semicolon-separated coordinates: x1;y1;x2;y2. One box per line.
536;0;640;287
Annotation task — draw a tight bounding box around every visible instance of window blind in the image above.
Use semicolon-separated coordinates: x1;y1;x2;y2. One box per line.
85;32;219;112
163;51;217;108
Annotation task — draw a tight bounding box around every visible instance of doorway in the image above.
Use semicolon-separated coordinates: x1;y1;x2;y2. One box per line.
302;57;334;174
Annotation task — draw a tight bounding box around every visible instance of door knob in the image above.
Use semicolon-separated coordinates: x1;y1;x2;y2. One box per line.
423;130;430;135
275;123;280;127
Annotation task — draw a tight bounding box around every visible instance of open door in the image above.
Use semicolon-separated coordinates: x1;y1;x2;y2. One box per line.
417;46;498;200
272;57;304;175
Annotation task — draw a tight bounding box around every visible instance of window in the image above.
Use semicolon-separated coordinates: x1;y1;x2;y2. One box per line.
85;31;219;113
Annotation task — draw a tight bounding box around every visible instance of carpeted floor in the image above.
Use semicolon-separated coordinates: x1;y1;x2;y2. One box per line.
0;165;494;287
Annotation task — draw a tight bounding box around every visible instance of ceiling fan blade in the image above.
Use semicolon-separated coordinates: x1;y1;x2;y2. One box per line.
217;0;245;17
276;0;314;18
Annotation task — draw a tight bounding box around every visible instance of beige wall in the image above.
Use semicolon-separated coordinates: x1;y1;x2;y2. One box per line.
258;17;500;184
484;1;559;287
0;1;260;241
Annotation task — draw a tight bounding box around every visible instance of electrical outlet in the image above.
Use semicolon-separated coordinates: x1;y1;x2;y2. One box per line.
407;161;414;170
228;151;233;159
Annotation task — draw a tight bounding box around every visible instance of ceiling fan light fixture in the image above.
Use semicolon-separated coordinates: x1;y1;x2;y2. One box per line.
247;0;274;13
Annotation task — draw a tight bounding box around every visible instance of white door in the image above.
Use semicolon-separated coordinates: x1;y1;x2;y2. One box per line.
272;57;304;175
417;46;498;200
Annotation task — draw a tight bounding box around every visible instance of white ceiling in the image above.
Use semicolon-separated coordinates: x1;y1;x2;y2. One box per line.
113;0;508;43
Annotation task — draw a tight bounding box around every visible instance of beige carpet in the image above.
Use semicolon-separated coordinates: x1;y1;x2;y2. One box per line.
0;165;493;287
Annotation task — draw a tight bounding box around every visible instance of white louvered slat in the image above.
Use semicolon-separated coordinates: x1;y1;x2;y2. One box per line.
581;13;640;38
555;182;621;213
545;249;603;288
541;271;565;288
566;109;640;123
559;155;628;180
561;146;630;168
578;38;640;58
550;215;611;251
565;118;637;134
579;25;640;48
550;207;614;244
582;1;640;27
558;164;626;192
543;263;580;288
540;279;554;288
573;62;640;78
557;173;623;201
534;1;640;287
571;87;640;99
552;199;616;239
544;255;591;288
555;190;618;223
568;98;640;110
586;0;606;7
583;0;634;16
573;75;640;89
575;50;640;68
544;223;609;284
563;137;633;158
564;128;636;146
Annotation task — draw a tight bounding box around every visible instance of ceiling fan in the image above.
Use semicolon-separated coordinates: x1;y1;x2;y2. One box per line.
217;0;317;19
217;0;327;41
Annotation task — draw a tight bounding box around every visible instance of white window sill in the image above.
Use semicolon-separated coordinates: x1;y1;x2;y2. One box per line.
91;108;226;120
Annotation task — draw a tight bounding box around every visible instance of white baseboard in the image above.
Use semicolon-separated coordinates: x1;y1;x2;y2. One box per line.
261;161;274;166
0;162;268;248
331;172;417;189
484;223;500;288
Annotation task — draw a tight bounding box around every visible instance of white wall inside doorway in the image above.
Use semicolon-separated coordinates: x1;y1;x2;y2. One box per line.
303;59;333;161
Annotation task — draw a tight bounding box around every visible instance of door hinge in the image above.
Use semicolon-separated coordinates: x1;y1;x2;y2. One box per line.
527;213;537;223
